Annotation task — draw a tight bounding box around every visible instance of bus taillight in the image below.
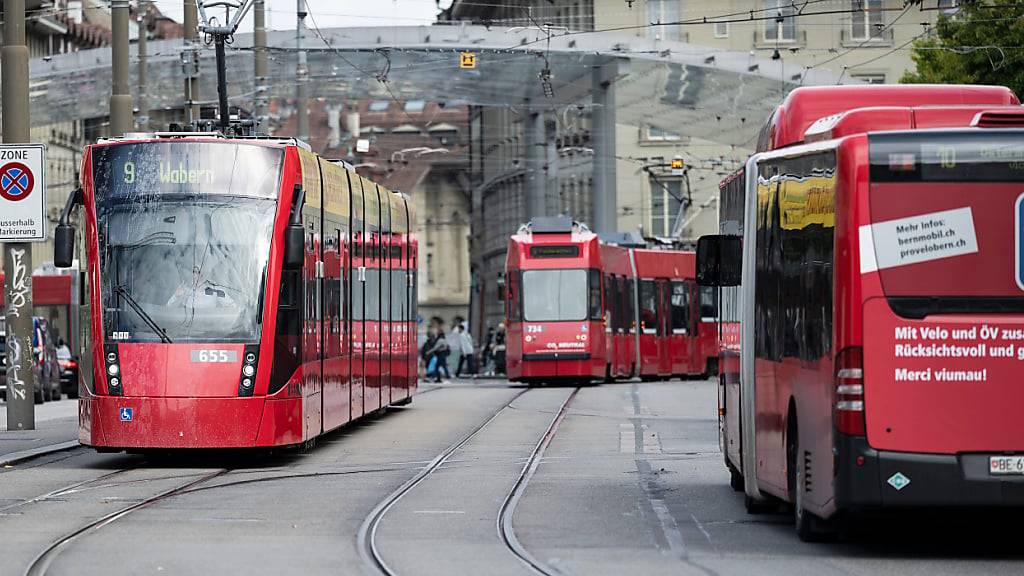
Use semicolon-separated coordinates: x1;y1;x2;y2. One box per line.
834;346;865;437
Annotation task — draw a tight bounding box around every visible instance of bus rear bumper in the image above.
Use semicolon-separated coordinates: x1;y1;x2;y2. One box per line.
836;434;1024;509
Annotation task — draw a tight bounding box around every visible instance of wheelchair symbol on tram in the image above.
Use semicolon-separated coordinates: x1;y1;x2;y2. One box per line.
120;407;134;422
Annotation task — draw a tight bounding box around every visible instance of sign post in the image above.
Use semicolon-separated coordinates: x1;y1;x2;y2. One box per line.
2;0;41;430
0;145;46;430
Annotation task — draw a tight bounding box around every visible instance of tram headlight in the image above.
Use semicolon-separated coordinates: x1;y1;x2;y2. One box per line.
109;377;120;387
107;363;120;376
242;364;256;377
106;352;117;364
241;378;252;388
245;352;256;364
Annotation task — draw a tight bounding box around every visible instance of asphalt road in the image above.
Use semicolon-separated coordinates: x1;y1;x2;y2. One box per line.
0;379;1022;576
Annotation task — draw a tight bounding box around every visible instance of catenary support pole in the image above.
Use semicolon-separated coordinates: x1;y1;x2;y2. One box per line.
110;0;133;136
214;34;230;132
592;60;626;234
296;0;309;141
254;0;268;128
137;0;149;131
2;0;35;430
524;104;547;221
184;0;200;124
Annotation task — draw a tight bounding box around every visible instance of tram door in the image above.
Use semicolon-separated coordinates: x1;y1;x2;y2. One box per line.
351;176;366;420
379;187;392;406
299;151;324;438
669;280;698;375
656;279;672;376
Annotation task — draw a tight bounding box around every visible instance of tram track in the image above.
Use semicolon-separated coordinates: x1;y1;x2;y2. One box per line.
23;469;228;576
499;388;579;576
358;386;580;576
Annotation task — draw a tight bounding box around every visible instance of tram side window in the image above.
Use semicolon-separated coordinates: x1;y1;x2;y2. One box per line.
589;269;603;321
507;273;522;322
670;281;689;333
623;278;634;332
639;280;657;330
699;285;718;320
605;274;617;329
392;269;405;321
353;267;365;321
365;268;380;322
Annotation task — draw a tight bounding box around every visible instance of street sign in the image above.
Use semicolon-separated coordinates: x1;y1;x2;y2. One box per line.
460;52;477;69
0;144;46;242
670;158;684;176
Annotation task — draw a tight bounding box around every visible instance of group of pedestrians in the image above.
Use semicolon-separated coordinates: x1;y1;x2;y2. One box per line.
420;317;507;382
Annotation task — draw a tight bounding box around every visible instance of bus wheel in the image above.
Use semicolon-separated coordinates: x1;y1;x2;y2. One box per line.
728;466;744;492
744;494;776;514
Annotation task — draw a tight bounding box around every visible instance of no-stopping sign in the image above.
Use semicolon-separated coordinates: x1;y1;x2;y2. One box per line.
0;144;46;242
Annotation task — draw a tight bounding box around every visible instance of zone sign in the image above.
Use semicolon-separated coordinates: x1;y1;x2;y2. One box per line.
0;144;47;242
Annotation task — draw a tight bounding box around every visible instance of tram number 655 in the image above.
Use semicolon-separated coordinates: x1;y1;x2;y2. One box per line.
191;349;237;363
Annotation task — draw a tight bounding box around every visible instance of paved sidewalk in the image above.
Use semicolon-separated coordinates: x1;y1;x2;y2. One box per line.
0;399;80;464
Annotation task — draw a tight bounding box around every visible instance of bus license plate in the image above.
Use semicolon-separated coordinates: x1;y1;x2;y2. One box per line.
989;456;1024;475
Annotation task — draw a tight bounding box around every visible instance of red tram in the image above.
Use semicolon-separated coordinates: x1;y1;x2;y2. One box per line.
505;217;717;384
54;132;417;451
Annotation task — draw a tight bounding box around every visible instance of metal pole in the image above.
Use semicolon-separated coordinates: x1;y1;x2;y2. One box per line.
591;60;623;234
184;0;200;123
110;0;133;136
524;105;546;220
2;0;35;430
254;0;268;128
214;35;230;132
296;0;309;141
137;0;149;131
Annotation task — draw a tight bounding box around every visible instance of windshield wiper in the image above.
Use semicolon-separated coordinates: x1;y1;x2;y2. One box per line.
113;285;173;344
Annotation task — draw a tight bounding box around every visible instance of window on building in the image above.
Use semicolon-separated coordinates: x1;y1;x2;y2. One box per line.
714;21;729;38
852;73;886;84
764;0;796;42
404;100;426;112
650;178;683;237
368;100;390;112
644;126;682;141
646;0;680;41
850;0;884;40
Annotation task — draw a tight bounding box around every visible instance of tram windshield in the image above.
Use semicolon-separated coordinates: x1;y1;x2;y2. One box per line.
91;142;283;343
521;268;589;322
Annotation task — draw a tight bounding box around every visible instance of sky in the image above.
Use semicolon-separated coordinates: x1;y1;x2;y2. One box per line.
152;0;455;31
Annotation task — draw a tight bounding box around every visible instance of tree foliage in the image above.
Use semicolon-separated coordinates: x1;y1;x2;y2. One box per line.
901;1;1024;97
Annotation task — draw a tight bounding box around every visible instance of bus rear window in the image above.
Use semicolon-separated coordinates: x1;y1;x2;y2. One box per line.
866;131;1024;310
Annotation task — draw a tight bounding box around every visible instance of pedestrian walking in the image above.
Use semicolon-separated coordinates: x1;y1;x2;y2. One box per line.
480;325;496;376
425;328;451;382
494;322;507;376
455;324;475;376
448;320;463;376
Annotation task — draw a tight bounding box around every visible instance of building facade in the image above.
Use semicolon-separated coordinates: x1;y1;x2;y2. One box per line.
271;98;473;335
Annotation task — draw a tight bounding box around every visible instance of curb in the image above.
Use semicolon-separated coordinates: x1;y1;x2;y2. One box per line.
0;440;81;467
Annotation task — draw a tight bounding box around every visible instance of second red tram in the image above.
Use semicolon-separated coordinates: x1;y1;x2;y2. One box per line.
55;132;417;451
504;217;717;384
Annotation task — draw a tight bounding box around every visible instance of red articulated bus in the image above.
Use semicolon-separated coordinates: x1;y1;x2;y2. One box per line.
699;84;1024;540
53;132;417;451
505;217;717;384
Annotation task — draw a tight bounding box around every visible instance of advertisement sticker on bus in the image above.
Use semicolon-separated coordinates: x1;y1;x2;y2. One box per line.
1016;193;1024;291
